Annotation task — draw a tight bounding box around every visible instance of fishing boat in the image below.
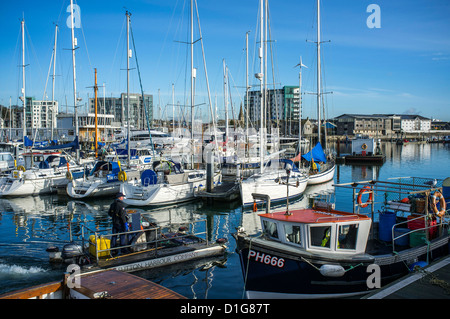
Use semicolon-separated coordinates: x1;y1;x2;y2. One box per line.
44;210;227;275
234;177;449;298
234;178;449;298
120;159;222;207
0;152;85;196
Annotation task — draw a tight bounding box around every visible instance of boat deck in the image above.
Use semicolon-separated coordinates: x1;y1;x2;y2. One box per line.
72;270;186;299
0;270;186;299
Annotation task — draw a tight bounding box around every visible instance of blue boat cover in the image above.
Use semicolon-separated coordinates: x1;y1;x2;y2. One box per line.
25;136;79;151
141;169;158;186
302;142;327;163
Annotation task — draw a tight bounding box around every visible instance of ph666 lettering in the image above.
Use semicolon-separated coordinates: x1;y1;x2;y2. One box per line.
248;249;285;268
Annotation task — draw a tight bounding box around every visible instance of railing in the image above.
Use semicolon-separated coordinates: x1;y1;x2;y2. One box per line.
81;219;209;263
391;215;449;252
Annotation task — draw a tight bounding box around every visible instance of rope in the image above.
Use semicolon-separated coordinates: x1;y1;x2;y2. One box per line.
415;266;450;294
241;233;263;299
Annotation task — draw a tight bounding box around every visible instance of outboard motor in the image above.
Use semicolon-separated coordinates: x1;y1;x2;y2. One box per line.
61;243;84;264
46;246;62;263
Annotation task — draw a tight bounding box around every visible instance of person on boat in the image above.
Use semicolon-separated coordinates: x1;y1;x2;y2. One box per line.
108;192;129;255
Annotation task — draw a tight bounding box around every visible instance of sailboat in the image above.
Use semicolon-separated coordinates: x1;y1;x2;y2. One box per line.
67;11;138;199
240;0;309;208
298;0;335;185
0;17;85;197
120;159;221;207
120;0;222;207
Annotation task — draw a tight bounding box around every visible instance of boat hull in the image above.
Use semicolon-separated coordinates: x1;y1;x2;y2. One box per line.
307;164;335;185
121;172;221;207
0;173;70;196
240;172;308;207
66;179;120;199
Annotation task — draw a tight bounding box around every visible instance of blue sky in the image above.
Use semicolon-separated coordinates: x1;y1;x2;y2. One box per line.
1;0;449;122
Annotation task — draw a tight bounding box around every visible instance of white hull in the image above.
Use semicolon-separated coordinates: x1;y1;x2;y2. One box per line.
121;172;221;207
307;163;335;185
0;169;76;196
240;171;309;207
66;179;121;199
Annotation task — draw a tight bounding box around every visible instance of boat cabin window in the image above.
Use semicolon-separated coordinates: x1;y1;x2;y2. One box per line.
284;224;302;245
0;154;13;161
337;224;358;250
262;220;279;239
310;225;332;248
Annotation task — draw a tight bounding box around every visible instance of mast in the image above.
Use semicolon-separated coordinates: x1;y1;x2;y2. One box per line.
70;0;79;162
295;57;307;155
299;59;303;152
172;83;175;133
190;0;195;169
126;11;131;167
51;24;58;141
264;0;268;134
316;0;322;145
223;59;229;139
258;0;264;174
21;19;26;142
94;68;98;158
245;31;250;158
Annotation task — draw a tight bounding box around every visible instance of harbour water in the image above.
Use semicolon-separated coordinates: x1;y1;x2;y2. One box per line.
0;142;448;298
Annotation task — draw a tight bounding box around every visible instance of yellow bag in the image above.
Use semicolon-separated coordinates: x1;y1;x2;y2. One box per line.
89;235;111;257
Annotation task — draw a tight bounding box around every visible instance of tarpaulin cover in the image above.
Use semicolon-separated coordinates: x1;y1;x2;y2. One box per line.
302;142;327;163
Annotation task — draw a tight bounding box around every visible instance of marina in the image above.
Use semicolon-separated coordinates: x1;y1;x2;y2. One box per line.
0;0;449;304
0;141;448;300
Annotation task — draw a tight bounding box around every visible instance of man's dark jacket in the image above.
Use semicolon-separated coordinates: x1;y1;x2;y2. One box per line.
108;199;127;227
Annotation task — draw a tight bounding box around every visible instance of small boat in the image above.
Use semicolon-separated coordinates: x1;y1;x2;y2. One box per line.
120;159;222;207
240;159;309;208
0;152;85;196
45;210;227;275
234;177;449;298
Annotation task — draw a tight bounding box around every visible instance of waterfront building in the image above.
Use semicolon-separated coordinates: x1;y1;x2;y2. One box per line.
88;93;153;130
25;97;58;133
246;86;300;136
56;112;118;143
335;114;401;137
398;114;431;132
334;113;433;137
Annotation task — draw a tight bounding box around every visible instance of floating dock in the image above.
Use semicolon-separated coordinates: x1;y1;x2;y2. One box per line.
363;256;450;299
195;181;240;202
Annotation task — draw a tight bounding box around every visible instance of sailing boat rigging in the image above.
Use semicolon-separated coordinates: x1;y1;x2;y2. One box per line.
120;1;222;207
299;0;335;185
239;0;309;208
